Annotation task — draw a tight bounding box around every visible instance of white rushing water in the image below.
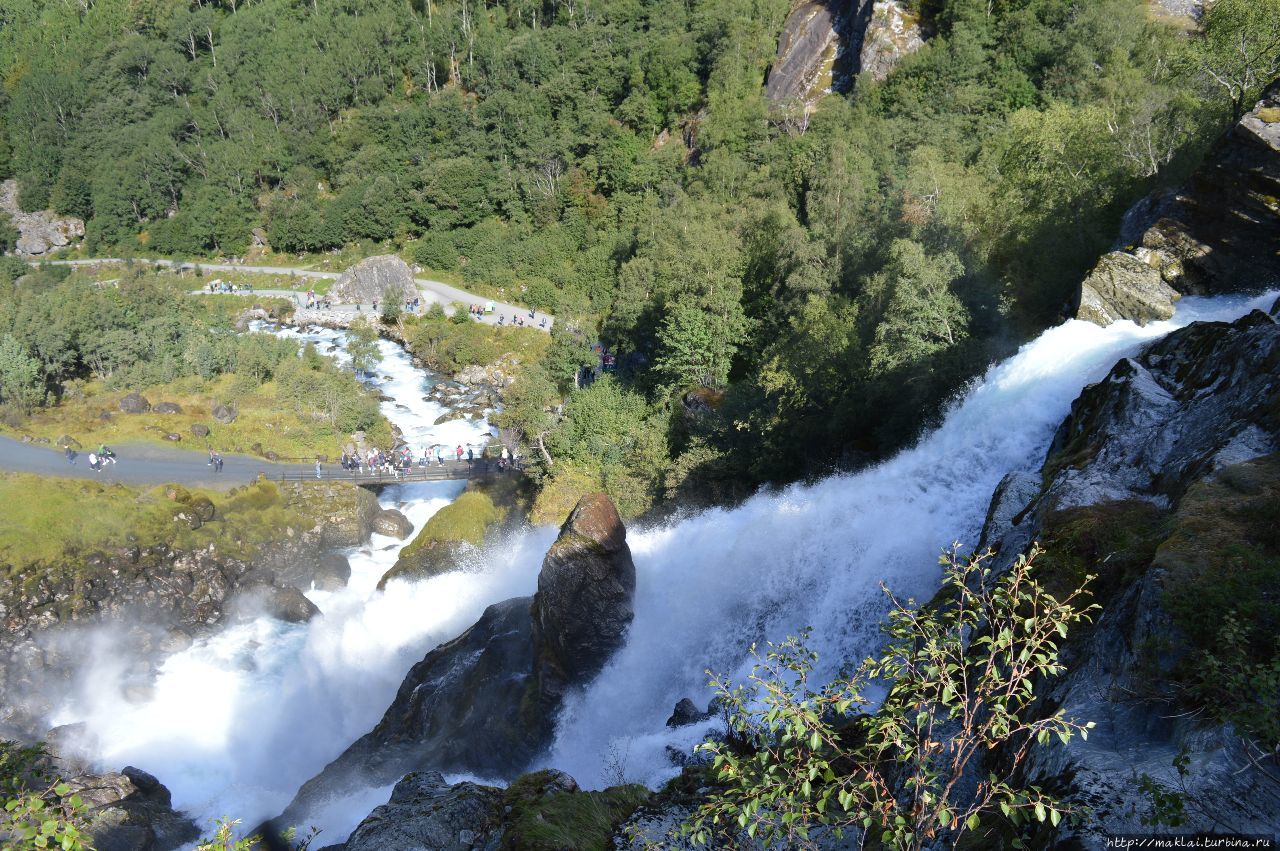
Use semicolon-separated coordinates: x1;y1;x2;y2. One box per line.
48;294;1277;844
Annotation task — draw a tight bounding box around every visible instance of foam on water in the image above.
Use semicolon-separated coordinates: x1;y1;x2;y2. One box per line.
49;295;1278;842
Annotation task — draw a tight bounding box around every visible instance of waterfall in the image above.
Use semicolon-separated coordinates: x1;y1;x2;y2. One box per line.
47;293;1276;844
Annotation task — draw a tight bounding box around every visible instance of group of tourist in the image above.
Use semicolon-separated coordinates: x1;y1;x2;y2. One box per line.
65;444;117;471
206;448;225;473
326;443;517;478
207;280;253;294
496;309;545;328
303;290;331;310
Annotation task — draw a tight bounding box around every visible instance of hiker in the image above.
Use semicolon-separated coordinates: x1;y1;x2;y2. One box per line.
65;445;76;466
208;448;217;466
214;452;224;473
540;317;547;328
315;459;322;479
98;444;116;465
466;446;474;466
88;452;100;472
435;447;444;466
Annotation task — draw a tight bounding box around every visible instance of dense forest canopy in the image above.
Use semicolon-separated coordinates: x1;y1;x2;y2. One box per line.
1;0;1273;507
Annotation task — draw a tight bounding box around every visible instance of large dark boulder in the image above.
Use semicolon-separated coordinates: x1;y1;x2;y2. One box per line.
278;494;636;830
118;393;151;414
529;492;636;711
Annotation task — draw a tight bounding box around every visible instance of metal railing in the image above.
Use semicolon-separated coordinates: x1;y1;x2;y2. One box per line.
273;459;514;484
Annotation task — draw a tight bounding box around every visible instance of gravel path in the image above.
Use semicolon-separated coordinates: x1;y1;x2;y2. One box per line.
0;435;300;489
45;258;553;330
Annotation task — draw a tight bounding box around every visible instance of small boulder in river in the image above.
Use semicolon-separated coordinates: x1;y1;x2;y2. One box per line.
260;586;320;623
372;508;414;539
312;552;352;591
211;403;238;424
119;392;151;414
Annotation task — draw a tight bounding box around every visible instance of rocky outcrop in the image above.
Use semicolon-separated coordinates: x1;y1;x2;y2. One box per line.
971;302;1280;845
857;1;927;81
332;255;418;305
1077;82;1280;325
765;1;865;106
279;493;635;829
69;766;200;851
0;179;85;257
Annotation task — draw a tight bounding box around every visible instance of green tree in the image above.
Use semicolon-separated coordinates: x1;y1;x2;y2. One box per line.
0;741;93;851
0;334;44;413
655;296;742;389
865;240;969;373
687;546;1097;850
1197;0;1280;118
345;322;383;378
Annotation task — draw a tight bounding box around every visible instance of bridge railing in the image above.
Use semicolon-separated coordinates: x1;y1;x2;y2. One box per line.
273;459;511;484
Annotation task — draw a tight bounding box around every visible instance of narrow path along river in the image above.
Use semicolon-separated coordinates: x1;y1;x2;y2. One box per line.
46;324;557;844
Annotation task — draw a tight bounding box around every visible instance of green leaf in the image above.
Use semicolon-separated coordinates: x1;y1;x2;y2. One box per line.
966;813;981;830
1050;808;1062;827
938;808;951;827
1034;802;1046;823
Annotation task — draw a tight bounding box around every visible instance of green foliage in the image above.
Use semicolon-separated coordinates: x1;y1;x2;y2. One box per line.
345;322;383;378
1197;0;1280;117
0;334;44;413
194;817;314;851
686;546;1097;850
0;741;93;851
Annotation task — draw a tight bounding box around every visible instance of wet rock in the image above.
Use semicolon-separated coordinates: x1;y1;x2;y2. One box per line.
211;403;238;424
68;766;200;851
190;423;210;438
119;393;151;414
1076;251;1180;327
312;552;352;591
666;697;713;728
152;402;182;415
280;495;636;822
257;585;320;623
372;508;414;540
332;254;418;305
343;772;502;851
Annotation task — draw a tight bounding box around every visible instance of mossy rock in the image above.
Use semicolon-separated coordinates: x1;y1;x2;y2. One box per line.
500;770;650;851
379;476;531;588
1034;499;1170;604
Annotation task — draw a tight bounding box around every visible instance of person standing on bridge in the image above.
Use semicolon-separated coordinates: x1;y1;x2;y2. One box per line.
466;446;474;467
455;445;463;462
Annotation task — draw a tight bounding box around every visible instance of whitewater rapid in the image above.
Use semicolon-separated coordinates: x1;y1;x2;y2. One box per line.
48;294;1277;844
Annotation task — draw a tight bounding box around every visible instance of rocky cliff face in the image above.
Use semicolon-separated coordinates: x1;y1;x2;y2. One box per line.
765;1;865;106
0;179;85;257
856;1;927;82
976;301;1280;844
278;493;636;830
1077;82;1280;326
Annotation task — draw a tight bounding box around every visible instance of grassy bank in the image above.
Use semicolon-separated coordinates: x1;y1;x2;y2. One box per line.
0;474;306;572
3;373;394;460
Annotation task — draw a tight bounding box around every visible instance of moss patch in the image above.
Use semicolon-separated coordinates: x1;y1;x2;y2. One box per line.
1033;499;1170;604
500;771;650;851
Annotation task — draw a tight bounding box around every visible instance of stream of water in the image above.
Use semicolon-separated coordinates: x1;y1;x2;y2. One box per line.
48;294;1279;845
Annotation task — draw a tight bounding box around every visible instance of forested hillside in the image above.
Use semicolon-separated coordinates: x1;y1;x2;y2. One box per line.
1;0;1272;504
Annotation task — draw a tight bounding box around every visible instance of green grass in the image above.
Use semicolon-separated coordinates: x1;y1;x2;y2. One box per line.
3;373;392;459
0;475;305;573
